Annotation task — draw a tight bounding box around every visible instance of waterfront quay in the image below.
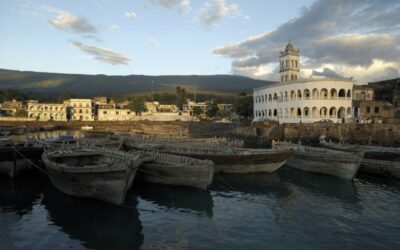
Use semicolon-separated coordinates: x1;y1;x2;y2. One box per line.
1;120;399;146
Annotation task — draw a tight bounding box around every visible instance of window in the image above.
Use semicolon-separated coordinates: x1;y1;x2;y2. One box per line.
366;106;370;113
103;111;107;114
374;107;379;113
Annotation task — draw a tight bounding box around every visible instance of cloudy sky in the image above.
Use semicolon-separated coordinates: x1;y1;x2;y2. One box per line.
1;0;399;83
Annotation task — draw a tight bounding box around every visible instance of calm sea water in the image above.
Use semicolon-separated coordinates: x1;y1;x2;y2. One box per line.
1;166;400;250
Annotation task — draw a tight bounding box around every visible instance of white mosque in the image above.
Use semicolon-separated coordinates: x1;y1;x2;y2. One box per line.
253;42;353;124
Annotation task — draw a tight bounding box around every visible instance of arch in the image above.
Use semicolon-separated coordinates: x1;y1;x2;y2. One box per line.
284;108;289;118
303;107;310;117
304;89;310;99
347;107;351;116
268;94;272;101
268;109;272;117
273;93;278;101
320;107;328;117
273;109;277;117
329;107;337;117
330;89;338;99
284;91;288;100
290;90;296;100
320;88;328;99
280;92;283;101
312;88;319;99
262;95;265;102
279;108;283;118
346;89;351;98
29;113;34;118
312;107;318;117
297;89;302;100
338;89;346;98
290;108;296;118
264;94;268;102
262;110;265;117
297;108;302;117
338;107;346;119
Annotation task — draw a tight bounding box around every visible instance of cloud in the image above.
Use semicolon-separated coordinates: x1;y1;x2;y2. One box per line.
107;24;120;31
69;40;130;65
148;37;160;48
124;12;137;19
47;9;97;35
312;68;343;78
198;0;242;27
212;0;400;82
150;0;192;12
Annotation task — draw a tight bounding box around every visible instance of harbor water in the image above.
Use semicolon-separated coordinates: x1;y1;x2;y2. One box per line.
1;166;400;250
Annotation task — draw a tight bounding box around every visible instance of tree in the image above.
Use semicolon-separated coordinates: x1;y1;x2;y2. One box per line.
128;97;147;116
216;109;231;120
206;102;219;118
192;106;203;117
176;86;187;110
233;92;253;120
14;109;28;117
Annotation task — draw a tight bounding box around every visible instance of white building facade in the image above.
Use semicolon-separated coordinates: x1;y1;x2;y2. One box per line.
28;100;68;121
68;99;94;121
253;43;353;124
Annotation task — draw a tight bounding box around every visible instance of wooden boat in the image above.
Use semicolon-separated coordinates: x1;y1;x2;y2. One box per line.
81;130;114;138
126;134;244;148
273;142;363;180
0;146;43;178
320;138;400;178
42;148;143;205
137;151;214;189
128;142;293;174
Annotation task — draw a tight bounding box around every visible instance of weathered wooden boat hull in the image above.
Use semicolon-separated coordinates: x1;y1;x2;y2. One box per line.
214;161;286;174
0;147;43;178
44;164;137;205
0;160;31;178
164;151;293;174
320;141;400;178
286;153;362;180
140;163;214;189
42;149;141;205
359;159;400;178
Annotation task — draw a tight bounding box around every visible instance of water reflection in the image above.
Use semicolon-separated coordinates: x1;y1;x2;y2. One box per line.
0;175;45;215
9;130;83;142
131;181;214;217
277;166;360;204
42;184;144;250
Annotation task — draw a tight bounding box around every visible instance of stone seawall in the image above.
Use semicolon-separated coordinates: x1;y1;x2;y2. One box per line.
1;120;399;147
248;122;400;147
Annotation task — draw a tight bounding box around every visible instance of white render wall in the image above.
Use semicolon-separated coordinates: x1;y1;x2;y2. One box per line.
253;78;354;124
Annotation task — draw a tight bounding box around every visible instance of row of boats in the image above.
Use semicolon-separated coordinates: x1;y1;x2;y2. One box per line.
1;132;399;206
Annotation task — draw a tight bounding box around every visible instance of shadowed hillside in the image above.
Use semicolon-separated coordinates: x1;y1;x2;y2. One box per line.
0;69;274;97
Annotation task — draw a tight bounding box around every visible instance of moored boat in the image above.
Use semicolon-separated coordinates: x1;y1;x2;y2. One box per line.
137;151;214;189
320;138;400;178
0;146;43;178
273;142;363;180
42;148;143;205
128;141;293;174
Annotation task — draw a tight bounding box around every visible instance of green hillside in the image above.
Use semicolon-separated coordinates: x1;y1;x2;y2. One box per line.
0;69;274;98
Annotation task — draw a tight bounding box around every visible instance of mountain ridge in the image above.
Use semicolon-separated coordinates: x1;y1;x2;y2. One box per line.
0;68;275;97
